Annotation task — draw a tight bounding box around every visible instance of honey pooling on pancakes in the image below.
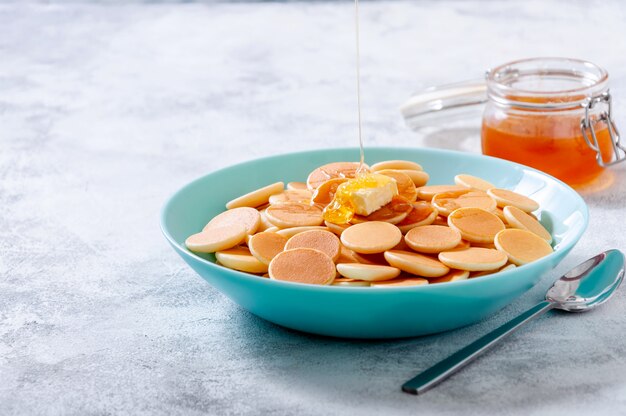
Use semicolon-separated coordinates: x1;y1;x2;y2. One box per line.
322;172;398;224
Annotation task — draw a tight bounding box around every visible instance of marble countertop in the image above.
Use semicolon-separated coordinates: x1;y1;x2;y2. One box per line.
2;1;626;414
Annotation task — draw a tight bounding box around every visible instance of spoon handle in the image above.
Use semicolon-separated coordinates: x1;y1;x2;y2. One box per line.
402;300;554;395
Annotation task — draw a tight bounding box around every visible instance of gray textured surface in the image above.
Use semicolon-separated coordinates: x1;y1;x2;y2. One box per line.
2;1;626;415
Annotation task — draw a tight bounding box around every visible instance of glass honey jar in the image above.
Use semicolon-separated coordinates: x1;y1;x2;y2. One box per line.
401;57;626;186
482;57;624;185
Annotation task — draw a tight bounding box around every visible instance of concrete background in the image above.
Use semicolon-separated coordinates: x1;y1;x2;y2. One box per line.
2;1;626;414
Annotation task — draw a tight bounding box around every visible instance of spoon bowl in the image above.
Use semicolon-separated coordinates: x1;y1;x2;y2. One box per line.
547;249;625;312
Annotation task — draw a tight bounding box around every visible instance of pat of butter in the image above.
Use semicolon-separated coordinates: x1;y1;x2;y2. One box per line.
351;175;398;216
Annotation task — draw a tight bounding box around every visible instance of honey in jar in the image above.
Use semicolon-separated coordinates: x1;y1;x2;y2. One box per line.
482;111;613;185
481;58;622;186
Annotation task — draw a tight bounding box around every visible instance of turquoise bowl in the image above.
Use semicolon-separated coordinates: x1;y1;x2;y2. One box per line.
160;147;588;339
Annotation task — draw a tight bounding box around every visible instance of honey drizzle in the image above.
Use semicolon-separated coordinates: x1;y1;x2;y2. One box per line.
320;0;392;226
354;0;365;175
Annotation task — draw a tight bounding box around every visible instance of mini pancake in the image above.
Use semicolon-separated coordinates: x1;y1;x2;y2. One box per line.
438;247;508;271
404;225;462;254
494;229;553;266
311;178;348;205
370;160;423;172
455;240;471;250
432;190;496;217
324;220;351;236
246;227;280;245
306;162;366;190
383;250;450;277
487;188;540;213
432;215;448;226
471;241;497;249
248;232;288;265
204;207;261;235
269;190;313;205
216;246;269;273
352;251;389;265
285;229;341;262
430;269;470;284
352;195;413;225
392;237;410;251
341;221;402;254
265;202;324;228
336;263;401;281
454;174;495;192
492;207;507;222
269;248;336;285
469;269;496;278
396;201;438;234
287;182;308;191
276;225;329;239
400;169;429;187
337;245;360;263
375;169;418;202
258;208;275;231
185;224;247;253
503;206;552;243
226;182;284;209
332;278;371;287
447;207;505;243
416;185;467;201
370;276;429;287
470;263;517;278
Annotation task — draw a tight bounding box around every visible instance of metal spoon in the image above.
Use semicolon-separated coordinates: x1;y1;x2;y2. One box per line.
402;249;625;395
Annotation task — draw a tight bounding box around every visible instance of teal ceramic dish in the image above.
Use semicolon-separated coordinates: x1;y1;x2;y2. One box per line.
160;147;588;339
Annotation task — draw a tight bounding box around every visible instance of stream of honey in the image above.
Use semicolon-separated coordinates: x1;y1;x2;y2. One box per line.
320;0;384;224
354;0;365;174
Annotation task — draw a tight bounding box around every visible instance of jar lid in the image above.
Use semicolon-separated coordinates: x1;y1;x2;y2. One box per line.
401;58;610;119
487;57;609;109
400;79;486;121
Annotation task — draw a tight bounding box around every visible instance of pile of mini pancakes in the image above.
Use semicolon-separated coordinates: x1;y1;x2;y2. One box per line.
185;160;554;287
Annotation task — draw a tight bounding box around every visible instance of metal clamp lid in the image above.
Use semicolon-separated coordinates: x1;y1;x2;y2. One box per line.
581;91;626;167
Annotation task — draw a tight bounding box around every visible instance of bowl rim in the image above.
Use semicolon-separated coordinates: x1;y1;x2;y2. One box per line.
160;146;589;293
